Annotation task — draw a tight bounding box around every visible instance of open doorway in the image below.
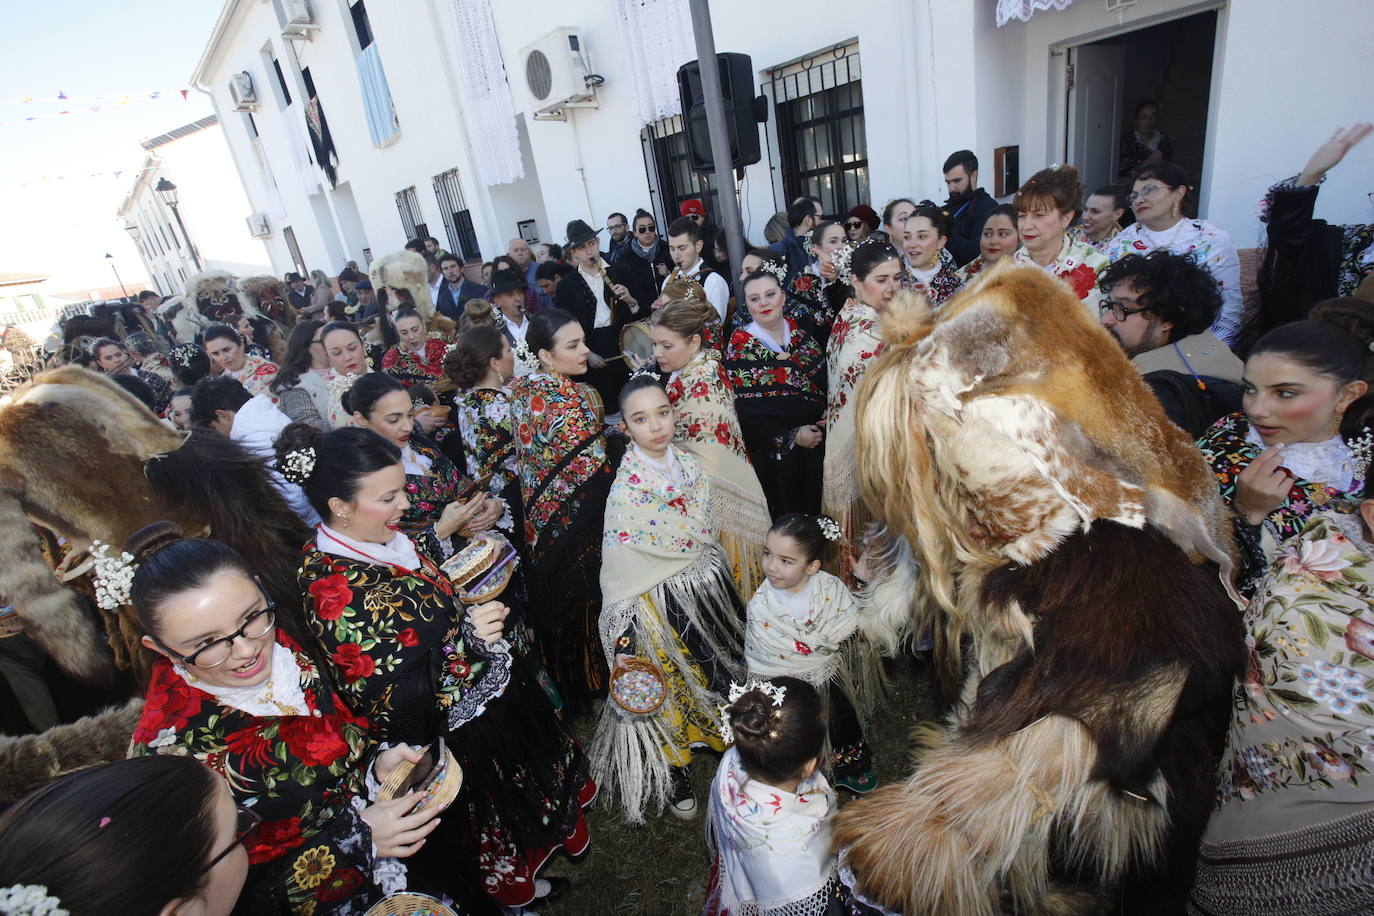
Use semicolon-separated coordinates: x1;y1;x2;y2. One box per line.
1067;10;1217;209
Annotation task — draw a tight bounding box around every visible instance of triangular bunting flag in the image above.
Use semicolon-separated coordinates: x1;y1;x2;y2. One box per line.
180;89;189;100
57;90;68;100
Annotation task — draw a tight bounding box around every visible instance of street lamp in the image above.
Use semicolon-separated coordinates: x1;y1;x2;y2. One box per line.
105;253;129;299
154;177;202;271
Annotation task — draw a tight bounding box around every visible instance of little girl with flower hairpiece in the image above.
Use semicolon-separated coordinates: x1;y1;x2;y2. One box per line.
705;676;883;916
744;513;879;794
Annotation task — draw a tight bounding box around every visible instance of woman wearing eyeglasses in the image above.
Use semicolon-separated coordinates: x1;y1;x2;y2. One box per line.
123;523;489;915
1104;161;1243;346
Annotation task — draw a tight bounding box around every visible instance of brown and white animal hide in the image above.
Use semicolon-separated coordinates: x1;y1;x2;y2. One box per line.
369;250;435;321
155;295;197;344
240;275;298;329
834;265;1245;914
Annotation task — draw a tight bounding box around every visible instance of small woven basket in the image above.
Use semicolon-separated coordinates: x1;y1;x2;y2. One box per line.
376;744;463;814
364;892;459;916
609;657;667;715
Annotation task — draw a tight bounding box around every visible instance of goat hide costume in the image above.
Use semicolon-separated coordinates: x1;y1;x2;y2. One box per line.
833;265;1245;915
240;274;299;328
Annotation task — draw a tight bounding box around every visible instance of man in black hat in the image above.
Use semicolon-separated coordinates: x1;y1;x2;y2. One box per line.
286;272;314;312
555;218;641;406
490;268;532;351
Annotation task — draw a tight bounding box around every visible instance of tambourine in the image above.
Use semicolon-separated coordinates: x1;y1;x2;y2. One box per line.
610;658;667;715
618;320;654;363
364;892;460;916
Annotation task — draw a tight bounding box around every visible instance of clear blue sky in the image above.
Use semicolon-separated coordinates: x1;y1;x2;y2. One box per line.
1;0;224;294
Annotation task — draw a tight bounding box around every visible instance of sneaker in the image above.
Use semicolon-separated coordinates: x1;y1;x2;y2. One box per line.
534;876;570;902
669;767;697;820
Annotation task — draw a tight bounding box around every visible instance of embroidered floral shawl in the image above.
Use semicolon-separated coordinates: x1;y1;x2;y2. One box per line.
745;572;861;686
229;353;281;402
380;336;448;388
455;386;518;495
824;298;883;529
1012;235;1109;313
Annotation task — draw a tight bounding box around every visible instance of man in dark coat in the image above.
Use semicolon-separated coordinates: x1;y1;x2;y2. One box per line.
611;209;673;313
555;219;644;407
434;253;492;322
942;149;999;267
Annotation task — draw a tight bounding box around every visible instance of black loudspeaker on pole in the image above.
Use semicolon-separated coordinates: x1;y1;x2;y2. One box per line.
676;52;768;173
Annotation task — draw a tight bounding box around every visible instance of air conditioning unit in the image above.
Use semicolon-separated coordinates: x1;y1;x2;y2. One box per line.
246;212;271;238
281;0;318;39
229;71;259;111
518;28;599;118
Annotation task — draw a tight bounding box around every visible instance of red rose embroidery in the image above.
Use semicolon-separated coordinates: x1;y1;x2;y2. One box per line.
448;658;471;679
417;501;435;512
517;423;533;446
315;866;365;903
690;381;710;398
405;482;419;494
225;725;275;768
332;644;375;682
397;627;419;647
627;473;641;485
529;394;546;415
309;575;353;622
794;640;813;655
715;422;732;445
133;677;205;743
246;816;303;863
279;716;350;767
794;275;815;292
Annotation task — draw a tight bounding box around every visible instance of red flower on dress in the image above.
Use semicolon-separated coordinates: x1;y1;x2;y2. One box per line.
529;394;546;415
332;644;376;683
309;575;353;622
405;482;419;494
690;381;710;398
279;716;351;767
627;473;641;485
397;627;419;647
315;866;365;903
686;422;703;439
794;640;814;655
246;816;304;863
714;422;732;445
793;275;816;293
517;423;533;446
417;501;435;513
1064;264;1098;300
771;367;789;384
448;658;471;679
134;675;205;743
225;725;275;768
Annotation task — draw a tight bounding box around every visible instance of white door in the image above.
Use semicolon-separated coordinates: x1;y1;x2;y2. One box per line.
1067;43;1126;194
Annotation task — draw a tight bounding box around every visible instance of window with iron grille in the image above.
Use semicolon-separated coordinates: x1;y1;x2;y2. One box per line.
766;47;867;219
432;168;481;261
394;186;427;244
642;115;719;231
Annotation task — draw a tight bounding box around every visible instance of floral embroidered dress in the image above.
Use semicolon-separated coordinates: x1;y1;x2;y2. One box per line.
1012;235;1109;315
130;634;405;915
228;352;281;402
1105;218;1243;345
510;370;617;708
666;350;770;597
1187;512;1374;915
380;336;449;389
298;530;594;909
394;433;510;561
725;319;827;519
1068;223;1121;254
824;299;884;557
1198;412;1365;597
956;253;1000;285
454;385;525;543
594;444;745;823
902;248;964;307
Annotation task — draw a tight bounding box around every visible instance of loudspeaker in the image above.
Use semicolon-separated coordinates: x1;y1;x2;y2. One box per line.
677;53;767;173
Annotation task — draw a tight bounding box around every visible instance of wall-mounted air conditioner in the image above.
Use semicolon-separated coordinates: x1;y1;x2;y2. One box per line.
229;72;259;111
518;28;600;119
281;0;318;39
246;212;271;238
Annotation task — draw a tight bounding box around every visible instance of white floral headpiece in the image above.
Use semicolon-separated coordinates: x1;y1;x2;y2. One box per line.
279;447;317;485
170;344;201;368
832;241;857;284
89;541;136;612
816;515;842;541
0;885;67;916
717;678;788;745
1344;427;1373;482
755;260;788;288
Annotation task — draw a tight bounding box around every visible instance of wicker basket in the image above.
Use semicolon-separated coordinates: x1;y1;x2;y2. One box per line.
364;892;459;916
376;744;463;814
453;532;519;606
609;657;667;715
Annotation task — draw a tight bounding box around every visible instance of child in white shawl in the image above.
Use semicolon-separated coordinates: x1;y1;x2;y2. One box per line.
745;514;877;794
593;375;744;824
706;677;883;916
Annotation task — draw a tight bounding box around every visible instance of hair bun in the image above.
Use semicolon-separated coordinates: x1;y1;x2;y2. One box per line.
727;690;778;741
122;521;185;564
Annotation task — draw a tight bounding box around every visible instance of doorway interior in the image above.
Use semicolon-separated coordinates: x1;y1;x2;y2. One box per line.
1067;10;1217;208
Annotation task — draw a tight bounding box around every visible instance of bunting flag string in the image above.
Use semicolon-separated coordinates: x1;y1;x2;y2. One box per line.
0;89;195;128
0;88;192;105
0;164;159;189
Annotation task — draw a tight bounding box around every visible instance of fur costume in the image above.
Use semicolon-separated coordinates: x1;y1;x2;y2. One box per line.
831;264;1245;915
0;700;143;802
369;249;435;321
240;274;299;328
183;268;253;327
155;294;199;345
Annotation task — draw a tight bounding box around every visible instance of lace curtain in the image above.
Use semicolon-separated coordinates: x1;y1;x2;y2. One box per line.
451;0;524;185
996;0;1075;27
611;0;696;127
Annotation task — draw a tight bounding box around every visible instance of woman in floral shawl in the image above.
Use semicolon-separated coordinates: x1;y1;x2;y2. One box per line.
823;240;903;567
284;424;594;910
511;309;621;710
1188;502;1374;914
594;377;744;824
1011;165;1108;314
321;322;373;429
122;526;489;915
446;327;525;545
379;307;449;390
726;268;828;519
900;205;964;308
648;295;770;597
1198;311;1372;596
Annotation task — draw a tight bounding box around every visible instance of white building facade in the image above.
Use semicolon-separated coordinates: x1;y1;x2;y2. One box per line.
190;0;1373;281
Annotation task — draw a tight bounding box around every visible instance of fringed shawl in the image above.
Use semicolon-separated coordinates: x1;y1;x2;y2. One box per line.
823;298;883;546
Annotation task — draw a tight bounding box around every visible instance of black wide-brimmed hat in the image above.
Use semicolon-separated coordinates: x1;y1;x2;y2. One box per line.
564;219;599;249
490;268;524;295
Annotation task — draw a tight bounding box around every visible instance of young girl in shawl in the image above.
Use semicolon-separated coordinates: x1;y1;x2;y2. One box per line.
746;514;877;794
705;677;882;916
594;375;744;824
650;294;770;596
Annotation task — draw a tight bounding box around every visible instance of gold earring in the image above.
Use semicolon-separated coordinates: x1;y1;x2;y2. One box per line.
339;516;350;528
1171;203;1180;220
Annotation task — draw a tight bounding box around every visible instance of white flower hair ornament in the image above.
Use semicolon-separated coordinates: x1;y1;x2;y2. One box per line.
717;678;789;745
831;241;857;284
0;885;68;916
816;515;842;542
279;447;317;485
1344;427;1373;481
755;260;788;288
89;541;136;612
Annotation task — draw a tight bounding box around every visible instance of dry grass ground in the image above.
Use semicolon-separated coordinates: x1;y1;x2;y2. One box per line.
539;657;939;916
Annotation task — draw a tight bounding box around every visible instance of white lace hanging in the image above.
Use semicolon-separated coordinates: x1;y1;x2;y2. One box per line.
611;0;696;127
996;0;1075;27
450;0;524;185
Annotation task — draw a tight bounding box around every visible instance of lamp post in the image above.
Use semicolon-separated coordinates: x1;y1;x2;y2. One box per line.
154;177;202;271
105;253;129;299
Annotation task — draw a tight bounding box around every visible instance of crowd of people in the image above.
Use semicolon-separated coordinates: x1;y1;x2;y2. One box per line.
1;118;1373;916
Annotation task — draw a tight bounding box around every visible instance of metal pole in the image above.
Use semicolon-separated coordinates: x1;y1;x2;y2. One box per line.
108;261;129;299
170;204;203;271
687;0;745;295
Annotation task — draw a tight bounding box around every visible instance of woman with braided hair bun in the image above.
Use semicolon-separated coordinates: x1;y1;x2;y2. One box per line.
705;677;882;916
